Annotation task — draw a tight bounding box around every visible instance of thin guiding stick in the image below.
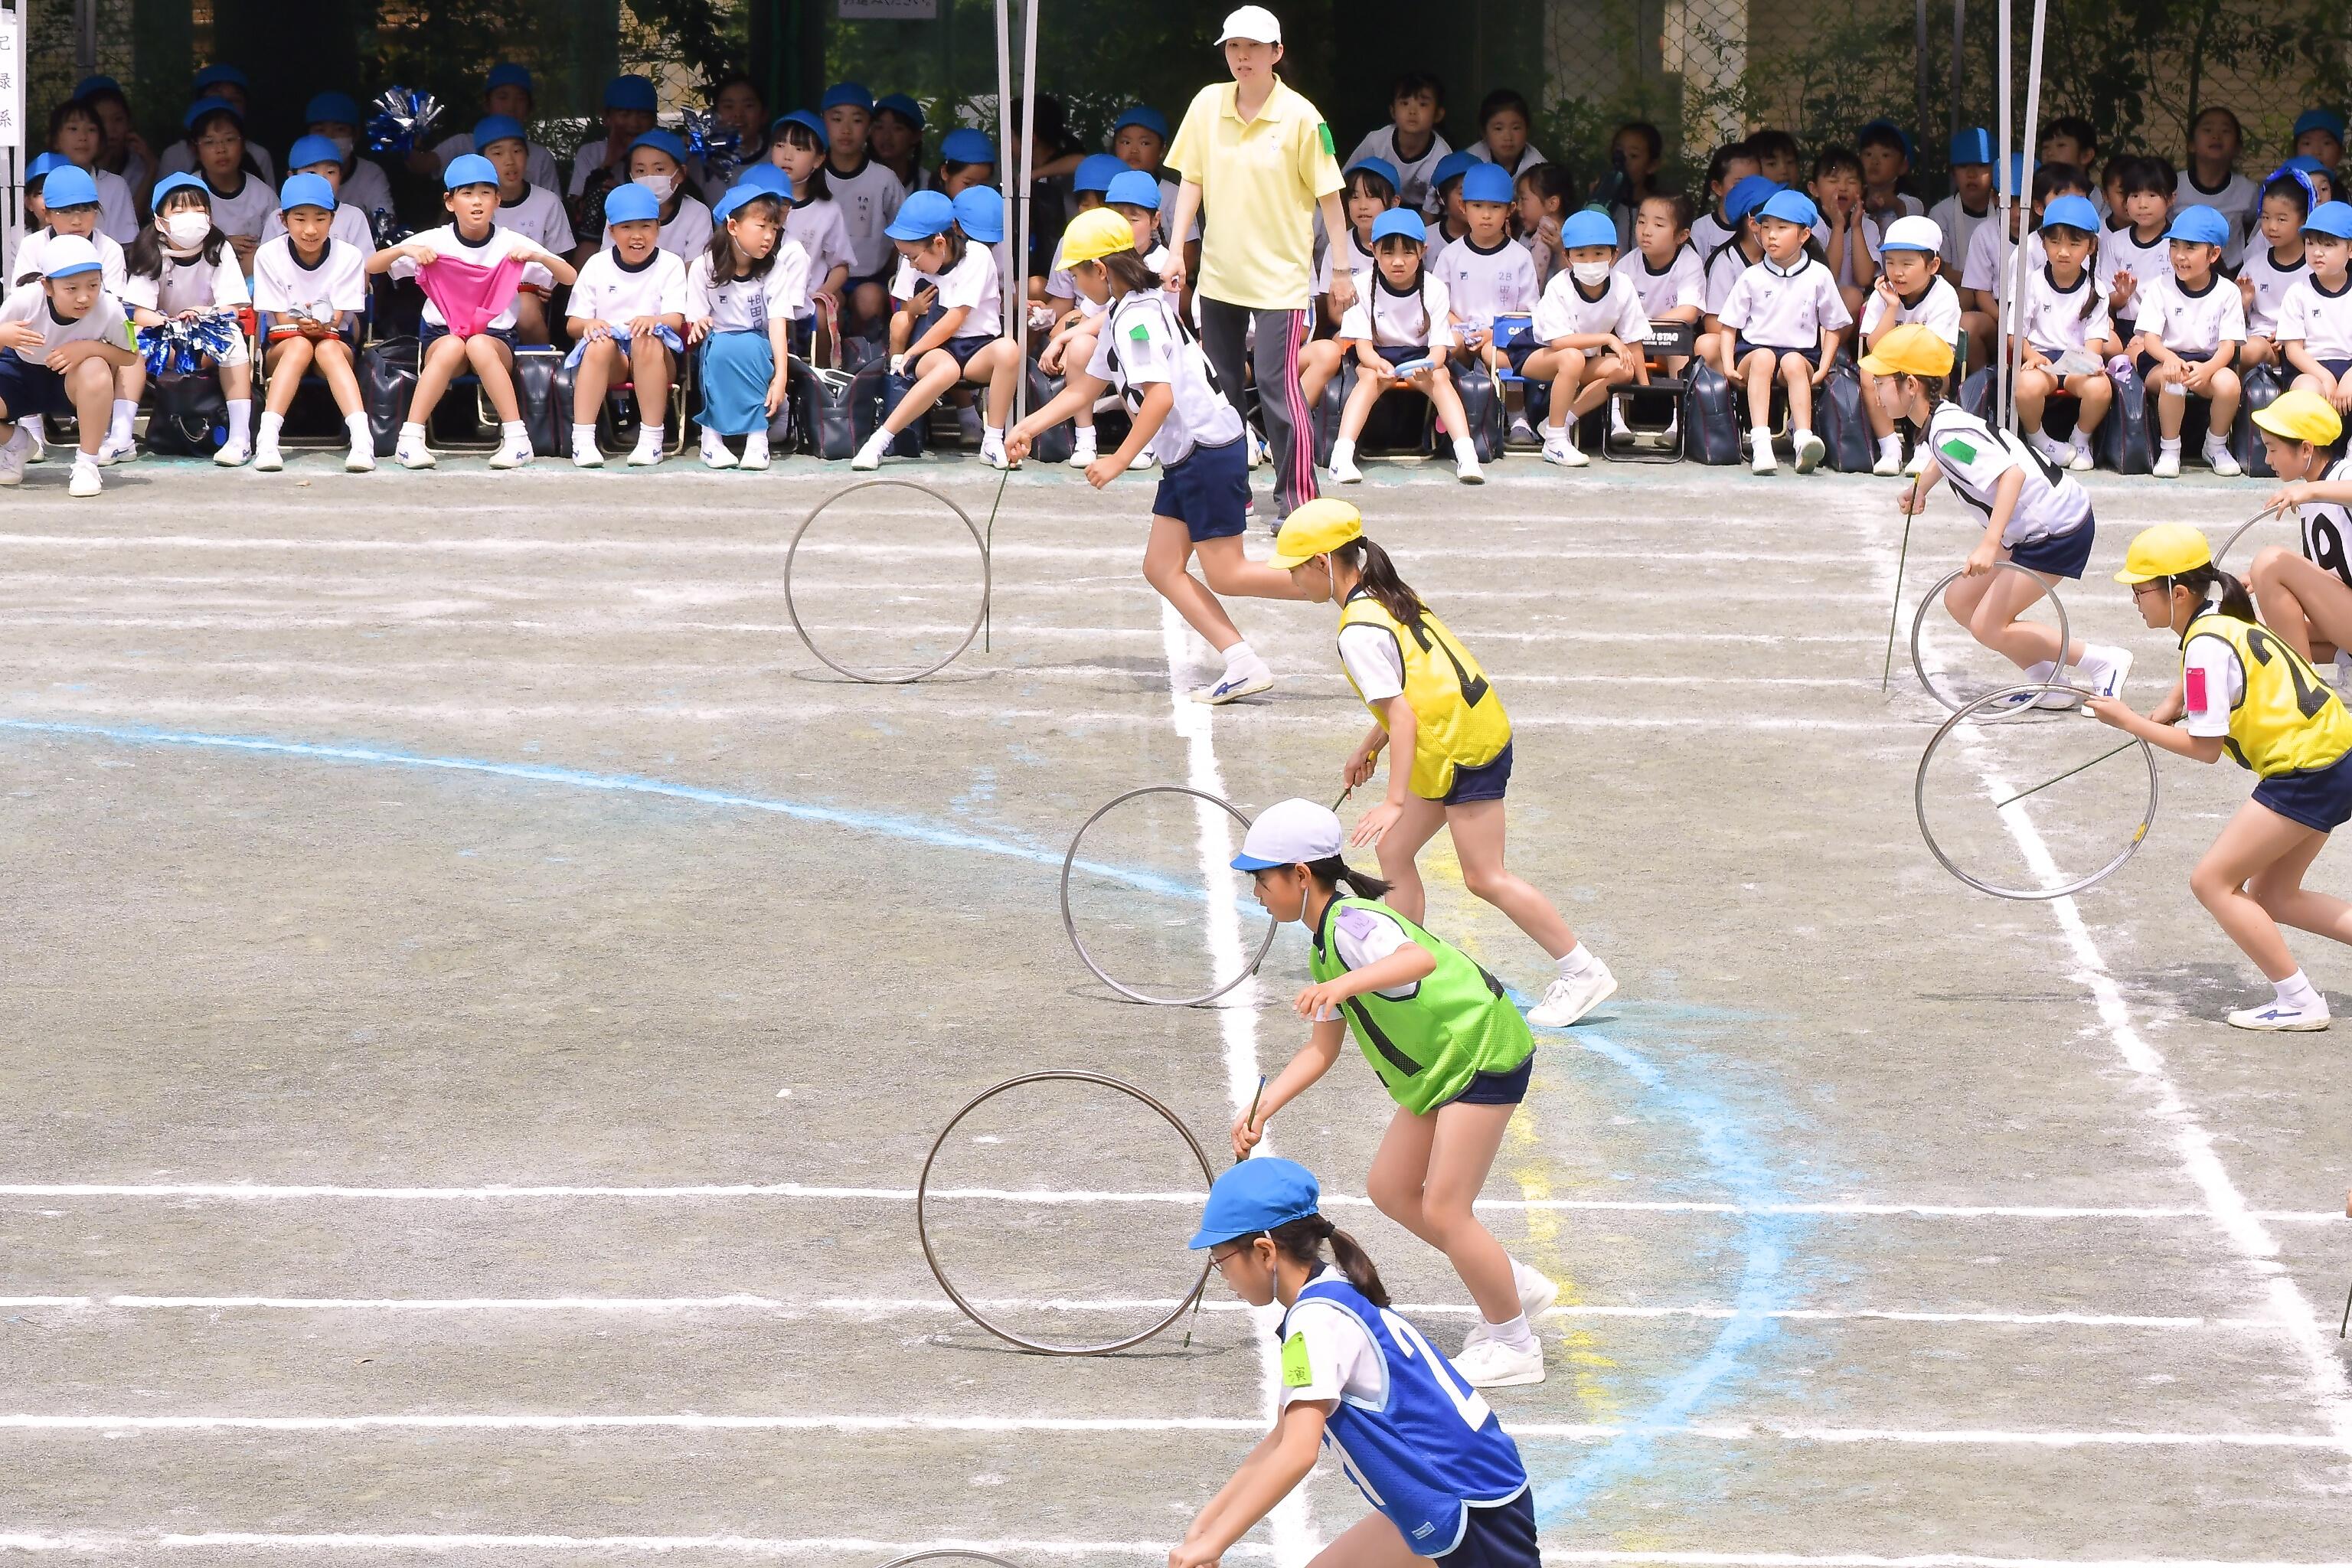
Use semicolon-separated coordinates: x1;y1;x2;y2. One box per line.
981;463;1011;652
1994;739;2141;810
1184;1074;1267;1350
1883;475;1922;693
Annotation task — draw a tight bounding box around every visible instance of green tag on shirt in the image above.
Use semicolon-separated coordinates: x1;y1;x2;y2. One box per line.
1129;322;1152;343
1318;122;1336;156
1281;1331;1312;1388
1938;436;1978;464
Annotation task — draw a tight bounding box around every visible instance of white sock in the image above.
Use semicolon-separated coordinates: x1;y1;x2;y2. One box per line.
1557;942;1597;978
108;400;136;442
2075;645;2120;679
345;413;371;446
1877;433;1902;461
1752;423;1772;443
635;423;660;446
2276;969;2323;1010
1792;424;1814;439
1483;1312;1537;1354
71;448;98;469
226;399;251;443
2070;427;2092;449
743;431;768;459
2160;436;2182;455
1331;437;1355;464
1073;426;1097;451
573;423;599;450
982;423;1004;444
1543;421;1567;444
256;411;285;446
1223;639;1261;674
2022;659;2056;684
399;422;426;445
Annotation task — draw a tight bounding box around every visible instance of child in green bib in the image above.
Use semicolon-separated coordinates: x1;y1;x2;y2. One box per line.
1230;797;1557;1390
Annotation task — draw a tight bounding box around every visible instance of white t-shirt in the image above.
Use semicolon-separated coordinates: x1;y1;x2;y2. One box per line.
1809;213;1881;289
1299;897;1425;1021
825;158;907;278
2174;172;2259;266
1049;242;1170;321
570;245;691;326
568;142;621;199
1962;221;2047;296
786;197;858;295
259;201;374;254
1086;286;1240;466
249;234;369;322
916;241;1004;340
1860;274;1963;338
87;165;139;246
390;222;537;330
2017;266;2114;357
2242;245;2308;338
1926;194;1991;273
2136;271;2246;357
0;284;136;359
1279;1280;1386;1408
121;249;251;314
433;132;564;194
334;158;397;224
2182;629;2246;739
687;243;812;334
1436;235;1540;328
1926;400;2092;547
1701;240;1756;316
2296;455;2352;590
1689;210;1732;263
1315;228;1379;299
1717;256;1850;348
200;172;279;251
2103;226;2174;313
1465;141;1546;176
2275;276;2352;361
1340;270;1454;349
1155;175;1201;249
10;227;129;295
492;185;577;291
659;195;715;263
1615;245;1706;319
1347;126;1452;215
160;141;276;183
1532;269;1648;350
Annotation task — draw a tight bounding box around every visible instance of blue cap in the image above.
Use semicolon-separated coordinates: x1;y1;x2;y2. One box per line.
953;185;1006;243
1723;174;1781;224
305;92;361;129
2165;204;2230;246
1188;1158;1320;1250
1461;162;1514;204
1431;150;1480;189
27;151;67;181
2280;155;2331;178
288;135;344;172
486;62;534;94
1074;152;1128;194
941;127;995;165
605;74;658;113
2295;109;2347;142
1758;188;1819;228
604;182;661;225
876;93;924;129
713;185;774;223
183;96;241;130
473;115;528;152
629;128;688;165
1114;105;1170;140
443;152;498;190
149;171;210;205
1560;207;1619;250
1859;116;1914;159
2038;194;2101;234
72;74;122;100
1949;127;1994;166
193;64;249;93
734;164;791;196
2305;201;2352;240
1370;208;1427;246
40;165;99;209
1344;155;1399;191
1104;169;1162;211
279;172;337;213
822;81;874;113
887;188;957;240
775;109;830;142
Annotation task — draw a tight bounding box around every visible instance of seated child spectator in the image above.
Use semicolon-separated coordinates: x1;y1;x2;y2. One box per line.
1041;154;1129;310
1436;162;1540;397
424;64;564;193
18;165;133;462
1040;169;1169;469
478;116;577;345
2038;116;2099;182
1856;214;1962;475
938;126;998;196
2294;109;2344;177
1690;140;1762;260
1698;174;1777;372
371;153;578;470
297;93;396;222
1302;158;1398;409
567;182;691;468
1928;128;1994;273
1808;143;1880;328
704;72;773;197
262;136;377;253
123;172;255;466
159;66;277;183
2282;154;2338;208
46;99;139;243
1514;162;1576;286
567;74;661;253
820;81;909;333
2179;106;2258;265
1108;106;1196;267
687;185;809;469
2276;200;2352;414
1466;90;1545;178
1326;209;1483;486
74;75;154;199
183;98;275;273
1426;150;1478;256
1857;119;1924;234
2105;155;2179;334
626;129;715;262
1348;73;1451;214
1962;159;2077;370
1613;191;1704;339
0;237;139;497
1717;188;1851;475
2013;194;2118;472
249;173;373;472
871;94;932;193
852;189;1015;470
1747;129;1802;188
771;112;856;315
2240;166;2317;373
1524;207;1647;467
1596;120;1664;247
2129;204;2247;477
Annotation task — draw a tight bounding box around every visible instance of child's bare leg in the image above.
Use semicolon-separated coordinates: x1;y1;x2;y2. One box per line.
2153;362;2187;439
409;333;473;423
880;348;963;436
1572;357;1630;420
467;335;520;423
67;358;113;458
263;338;315;416
2015;367;2050;434
1860;363;1892;436
313;338;364;415
1338;365;1383;443
2069;372;2112;435
976;341;1020;442
1738;348;1774;426
1780;351;1814;430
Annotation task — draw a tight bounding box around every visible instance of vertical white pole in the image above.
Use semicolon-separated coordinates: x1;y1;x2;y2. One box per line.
1014;0;1039;421
0;1;24;275
1993;0;2011;429
2009;0;2047;438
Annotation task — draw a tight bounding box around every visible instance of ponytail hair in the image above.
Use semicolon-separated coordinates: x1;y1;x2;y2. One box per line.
1333;536;1426;627
2171;563;2258;622
1266;1214;1392;1308
1302;854;1393;901
1904;370;1950;409
1099;247;1162;293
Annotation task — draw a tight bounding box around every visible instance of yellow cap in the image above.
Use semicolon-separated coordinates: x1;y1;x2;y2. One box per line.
1857;322;1955;379
1267;498;1364;569
1059;207;1138;266
2252;387;2345;447
2114;522;2213;583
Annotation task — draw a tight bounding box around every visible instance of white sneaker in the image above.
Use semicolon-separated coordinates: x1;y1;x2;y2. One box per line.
1542;433;1588;468
980;434;1011;469
1792;430;1825;473
1451;1334;1544;1390
701;433;738;469
851;431;888;472
96;433;138;466
1455;451;1485;485
24;427;46;464
573;442;604;469
626;433;662;467
1068;439;1097;470
738;436;771;472
1903;446;1929;476
1463;1267;1562;1353
2082;646;2132;701
1191;664;1275;704
1247;431;1266;469
68;461;102;498
1527;960;1617;1027
253;443;283;472
2153;449;2181;479
2032;433;2071;468
345;443;376;473
1508;415;1537;446
0;429;30;486
2206;438;2243;478
2226;1000;2331;1031
214;438;250;467
1750;436;1778;475
396;436;436;469
1871;447;1903;477
1329;453;1364;484
489;436;536;470
2068;441;2096;472
1130;445;1156;470
1609;409;1632;440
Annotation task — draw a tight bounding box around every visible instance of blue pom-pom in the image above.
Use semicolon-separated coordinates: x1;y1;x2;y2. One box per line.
364;87;445;155
141;310;241;377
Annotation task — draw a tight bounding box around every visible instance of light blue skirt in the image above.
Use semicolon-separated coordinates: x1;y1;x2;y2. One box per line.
697;330;776;436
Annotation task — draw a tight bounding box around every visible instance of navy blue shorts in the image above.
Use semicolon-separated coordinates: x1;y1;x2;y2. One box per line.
1438;1490;1539;1568
1153;435;1249;541
1736;336;1821;368
1503;338;1542;374
1378;344;1442;373
2137;350;2220;384
1444;1053;1534;1108
2008;521;2096;580
2254;755;2352;832
420;319;517;352
2323;357;2352;381
1439;741;1514;805
0;352;67;422
942;333;996;371
848;271;890;296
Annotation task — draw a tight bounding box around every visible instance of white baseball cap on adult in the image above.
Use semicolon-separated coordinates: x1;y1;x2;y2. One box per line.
1230;798;1343;871
1217;5;1283;44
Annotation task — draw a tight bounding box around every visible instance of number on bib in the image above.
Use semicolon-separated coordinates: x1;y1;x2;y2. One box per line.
1380;1307;1494;1430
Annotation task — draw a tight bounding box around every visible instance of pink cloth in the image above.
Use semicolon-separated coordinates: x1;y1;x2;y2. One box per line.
418;254;528;337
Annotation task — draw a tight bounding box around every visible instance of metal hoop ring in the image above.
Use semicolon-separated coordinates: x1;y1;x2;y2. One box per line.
1060;786;1280;1007
875;1555;1029;1568
916;1070;1217;1356
1910;562;2074;717
785;479;992;684
1916;681;2161;900
2213;501;2289;573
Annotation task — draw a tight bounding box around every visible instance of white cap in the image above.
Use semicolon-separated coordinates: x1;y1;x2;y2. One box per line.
40;234;105;279
1230;797;1342;871
1217;5;1283;44
1880;214;1943;253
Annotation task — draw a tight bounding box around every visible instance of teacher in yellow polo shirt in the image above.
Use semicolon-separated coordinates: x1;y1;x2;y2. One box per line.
1165;5;1352;528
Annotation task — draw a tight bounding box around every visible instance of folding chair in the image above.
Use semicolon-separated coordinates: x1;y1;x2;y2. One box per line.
1488;315;1540;446
1603;319;1698;463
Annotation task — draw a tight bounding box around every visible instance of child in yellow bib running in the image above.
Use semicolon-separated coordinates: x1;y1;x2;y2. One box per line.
1228;798;1559;1390
1269;499;1616;1030
2091;522;2352;1031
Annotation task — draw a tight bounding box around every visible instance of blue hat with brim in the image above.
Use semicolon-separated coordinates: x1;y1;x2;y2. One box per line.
822;81;874;113
183;96;241;131
2280;155;2331;178
775;109;829;142
1431;150;1480;188
876;93;924;129
72;75;122;101
1114;105;1170;140
443;153;498;191
1759;188;1819;228
149;171;210;205
1949;127;1994;166
1724;175;1781;224
941;127;995;165
1104;169;1162;211
474;116;528;152
39;165;99;209
629;128;688;165
605;75;658;113
193;64;249;93
2039;194;2100;234
27;151;67;181
1189;1158;1320;1250
886;188;956;241
2165;204;2230;246
1074;152;1129;194
279;172;337;213
1461;162;1515;204
1370;208;1427;246
305;92;361;129
952;185;1006;243
1560;207;1619;250
1860;117;1915;160
1344;155;1399;192
713;186;774;223
2296;109;2347;142
2305;201;2352;240
289;134;344;172
487;62;534;94
734;165;791;196
604;182;662;225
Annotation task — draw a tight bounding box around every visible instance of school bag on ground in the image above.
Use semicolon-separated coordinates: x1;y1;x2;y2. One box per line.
790;358;858;459
850;360;923;458
510;346;570;458
361;335;420;457
143;371;228;457
1814;358;1877;472
1681;360;1743;464
2239;363;2282;477
2098;360;2153;475
1446;360;1507;463
1022;361;1076;467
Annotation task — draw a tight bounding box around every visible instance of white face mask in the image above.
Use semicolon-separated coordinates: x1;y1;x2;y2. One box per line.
634;173;676;202
1570;260;1612;285
163;211;212;247
326;134;354;162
